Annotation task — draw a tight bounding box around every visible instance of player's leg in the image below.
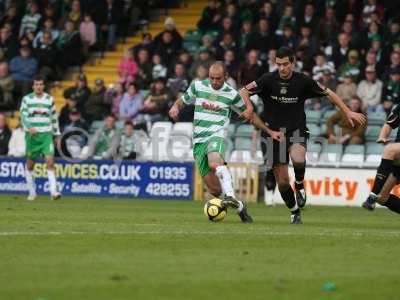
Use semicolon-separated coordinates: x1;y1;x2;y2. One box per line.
363;143;400;210
202;172;222;198
25;159;37;201
375;167;400;214
289;143;307;208
274;164;301;224
261;137;276;206
206;138;253;223
42;133;61;200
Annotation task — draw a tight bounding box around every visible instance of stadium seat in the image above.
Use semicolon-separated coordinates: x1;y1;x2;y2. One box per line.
227;123;236;138
340;145;365;167
318;144;343;167
306;142;322;166
306;110;322;124
365;125;381;142
234;137;252;151
89;120;104;133
367;111;386;126
307;123;321;138
183;29;202;43
321;110;337;123
225;138;234;161
234;124;254;138
363;143;384;167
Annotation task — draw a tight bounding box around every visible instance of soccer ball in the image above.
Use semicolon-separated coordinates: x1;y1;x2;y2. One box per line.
204;198;227;222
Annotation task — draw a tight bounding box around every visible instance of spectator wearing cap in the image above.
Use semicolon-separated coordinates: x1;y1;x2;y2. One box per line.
382;67;400;113
33;18;60;49
135;48;152;89
9;46;38;98
105;82;124;119
237;50;264;88
335;72;357;102
8;119;25;157
312;52;335;81
337;49;361;82
35;31;59;82
85;78;109;122
0;26;18;60
151;53;167;80
119;82;144;124
0;61;14;110
59;93;79;131
167;63;189;98
117;49;138;87
327;97;366;145
154;17;182;50
19;2;41;38
0;113;11;155
63;73;91;110
57;20;82;70
357;65;383;113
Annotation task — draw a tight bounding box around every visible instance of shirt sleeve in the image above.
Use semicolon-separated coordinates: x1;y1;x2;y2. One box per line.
181;81;196;105
244;73;270;94
230;93;246;114
303;75;329;99
387;104;400;129
19;96;30;131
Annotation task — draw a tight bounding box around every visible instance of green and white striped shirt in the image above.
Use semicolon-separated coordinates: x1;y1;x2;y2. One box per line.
182;79;246;144
20;92;60;135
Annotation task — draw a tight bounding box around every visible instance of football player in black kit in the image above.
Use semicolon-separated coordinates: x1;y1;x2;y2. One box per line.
242;47;366;224
362;104;400;214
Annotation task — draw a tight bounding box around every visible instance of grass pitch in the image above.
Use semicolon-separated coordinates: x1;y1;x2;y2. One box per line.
1;196;400;300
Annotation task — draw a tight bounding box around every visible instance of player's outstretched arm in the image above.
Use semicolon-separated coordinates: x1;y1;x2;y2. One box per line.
377;124;392;144
326;88;366;127
239;88;254;122
169;98;185;121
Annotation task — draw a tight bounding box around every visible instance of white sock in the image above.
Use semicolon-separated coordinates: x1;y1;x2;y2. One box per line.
25;169;36;196
47;169;58;195
237;200;244;213
215;165;235;198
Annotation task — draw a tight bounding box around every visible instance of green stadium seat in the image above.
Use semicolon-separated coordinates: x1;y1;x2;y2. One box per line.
365;125;381;142
307;123;321;137
183;42;199;54
367;111;386;126
321;110;337;123
183;29;202;43
366;143;384;155
344;145;365;154
306;110;321;124
227;123;236;138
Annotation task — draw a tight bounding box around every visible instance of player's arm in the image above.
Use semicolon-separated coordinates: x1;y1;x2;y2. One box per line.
169;81;196;121
326;88;366;127
379;105;400;143
238;88;254;121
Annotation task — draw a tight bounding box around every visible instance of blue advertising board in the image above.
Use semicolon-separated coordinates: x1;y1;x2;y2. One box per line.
0;158;194;200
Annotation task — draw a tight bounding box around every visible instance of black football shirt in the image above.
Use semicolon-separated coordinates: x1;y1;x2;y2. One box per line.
246;71;329;131
386;104;400;142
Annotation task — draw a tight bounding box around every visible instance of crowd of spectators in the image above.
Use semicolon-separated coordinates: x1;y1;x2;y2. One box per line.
1;0;400;158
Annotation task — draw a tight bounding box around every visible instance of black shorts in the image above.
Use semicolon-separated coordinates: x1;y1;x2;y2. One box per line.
261;127;309;168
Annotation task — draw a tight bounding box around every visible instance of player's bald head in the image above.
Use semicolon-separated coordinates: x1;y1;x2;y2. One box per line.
209;61;226;90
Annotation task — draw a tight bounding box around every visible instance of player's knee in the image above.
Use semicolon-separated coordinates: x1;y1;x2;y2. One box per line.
383;144;399;158
208;161;223;171
292;160;305;168
277;178;290;192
